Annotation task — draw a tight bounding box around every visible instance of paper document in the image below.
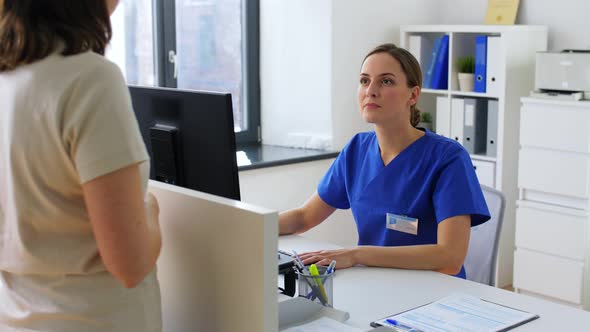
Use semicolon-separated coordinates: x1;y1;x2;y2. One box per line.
372;294;539;332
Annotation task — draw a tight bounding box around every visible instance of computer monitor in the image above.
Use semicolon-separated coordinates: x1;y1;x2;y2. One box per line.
128;85;241;200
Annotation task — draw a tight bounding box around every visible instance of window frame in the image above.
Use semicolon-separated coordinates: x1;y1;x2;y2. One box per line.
153;0;260;144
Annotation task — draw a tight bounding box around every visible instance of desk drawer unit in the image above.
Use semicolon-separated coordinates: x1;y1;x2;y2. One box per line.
517;98;590;310
514;248;584;305
515;201;587;261
518;148;590;200
520;100;590;153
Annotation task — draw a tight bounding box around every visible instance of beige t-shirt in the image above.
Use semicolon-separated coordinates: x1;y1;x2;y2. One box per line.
0;50;161;331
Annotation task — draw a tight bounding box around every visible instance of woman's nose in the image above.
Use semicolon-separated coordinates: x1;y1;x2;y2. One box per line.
366;83;379;97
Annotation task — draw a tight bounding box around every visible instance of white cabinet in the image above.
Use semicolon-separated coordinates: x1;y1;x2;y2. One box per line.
515;98;590;310
472;159;495;188
514;248;585;305
401;25;548;287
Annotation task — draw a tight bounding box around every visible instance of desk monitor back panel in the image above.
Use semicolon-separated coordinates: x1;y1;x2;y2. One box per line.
129;85;241;201
149;180;278;332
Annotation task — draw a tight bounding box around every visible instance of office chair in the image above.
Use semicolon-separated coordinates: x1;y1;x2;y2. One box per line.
463;185;506;286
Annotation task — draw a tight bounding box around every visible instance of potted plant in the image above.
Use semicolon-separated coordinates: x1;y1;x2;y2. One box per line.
418;112;433;131
456;55;475;92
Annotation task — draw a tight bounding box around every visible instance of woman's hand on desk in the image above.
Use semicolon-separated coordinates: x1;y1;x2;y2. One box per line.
299;248;357;269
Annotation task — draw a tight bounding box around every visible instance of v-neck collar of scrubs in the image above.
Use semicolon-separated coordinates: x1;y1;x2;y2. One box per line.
374;129;429;168
358;129;430;201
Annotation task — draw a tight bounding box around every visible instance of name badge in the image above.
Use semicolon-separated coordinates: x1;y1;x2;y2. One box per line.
386;213;419;235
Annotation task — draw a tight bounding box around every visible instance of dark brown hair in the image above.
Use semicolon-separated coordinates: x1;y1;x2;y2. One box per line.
363;43;423;127
0;0;112;72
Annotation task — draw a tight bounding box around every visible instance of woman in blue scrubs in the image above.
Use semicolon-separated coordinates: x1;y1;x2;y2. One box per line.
279;43;490;278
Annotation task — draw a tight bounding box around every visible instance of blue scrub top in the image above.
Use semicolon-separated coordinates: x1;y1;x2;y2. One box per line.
317;130;491;279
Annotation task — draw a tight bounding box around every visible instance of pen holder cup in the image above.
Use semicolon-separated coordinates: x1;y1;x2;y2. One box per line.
296;265;334;307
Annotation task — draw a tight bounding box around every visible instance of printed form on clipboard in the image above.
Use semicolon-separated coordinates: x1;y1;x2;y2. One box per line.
370;294;539;332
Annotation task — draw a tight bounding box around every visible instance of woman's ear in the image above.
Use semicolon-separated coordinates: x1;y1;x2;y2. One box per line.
409;86;421;106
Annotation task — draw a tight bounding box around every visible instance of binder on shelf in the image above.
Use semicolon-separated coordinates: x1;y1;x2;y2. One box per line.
436;96;450;137
486;36;502;96
486;100;499;157
462;98;488;154
474;35;488;93
423;37;443;89
408;35;433;73
430;35;449;90
450;98;465;144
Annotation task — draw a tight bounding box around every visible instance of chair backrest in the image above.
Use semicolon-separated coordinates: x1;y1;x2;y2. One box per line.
464;185;505;286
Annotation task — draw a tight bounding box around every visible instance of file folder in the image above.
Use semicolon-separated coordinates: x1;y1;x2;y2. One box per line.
462;98;488;154
474;35;488;93
423;37;443;89
408;35;433;74
436;96;450;137
450;98;465;145
430;35;449;90
486;100;499;157
486;36;502;96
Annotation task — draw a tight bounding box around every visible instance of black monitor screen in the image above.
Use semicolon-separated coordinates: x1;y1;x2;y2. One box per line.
128;85;240;201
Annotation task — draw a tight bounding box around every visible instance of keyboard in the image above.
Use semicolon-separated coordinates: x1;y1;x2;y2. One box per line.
278;250;295;271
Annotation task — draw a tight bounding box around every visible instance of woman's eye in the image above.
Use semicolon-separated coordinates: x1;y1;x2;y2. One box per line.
382;78;394;85
360;78;369;85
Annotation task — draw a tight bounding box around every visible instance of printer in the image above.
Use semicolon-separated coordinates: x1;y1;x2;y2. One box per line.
535;50;590;99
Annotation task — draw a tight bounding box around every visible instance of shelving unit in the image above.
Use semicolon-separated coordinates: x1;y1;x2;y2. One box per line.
400;25;548;288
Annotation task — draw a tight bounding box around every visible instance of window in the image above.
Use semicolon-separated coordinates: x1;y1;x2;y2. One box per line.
107;0;260;144
108;1;155;86
175;0;244;131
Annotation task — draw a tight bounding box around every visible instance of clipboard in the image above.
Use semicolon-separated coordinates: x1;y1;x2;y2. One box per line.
370;294;539;332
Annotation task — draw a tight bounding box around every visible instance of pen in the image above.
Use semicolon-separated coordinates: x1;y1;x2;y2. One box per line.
325;260;337;275
385;319;424;332
291;250;309;273
291;258;304;272
309;264;330;306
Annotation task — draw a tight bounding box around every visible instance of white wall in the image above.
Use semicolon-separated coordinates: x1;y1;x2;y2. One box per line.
436;0;590;51
518;0;590;51
259;1;333;150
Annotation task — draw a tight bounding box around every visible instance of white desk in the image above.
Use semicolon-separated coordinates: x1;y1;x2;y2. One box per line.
279;235;590;331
